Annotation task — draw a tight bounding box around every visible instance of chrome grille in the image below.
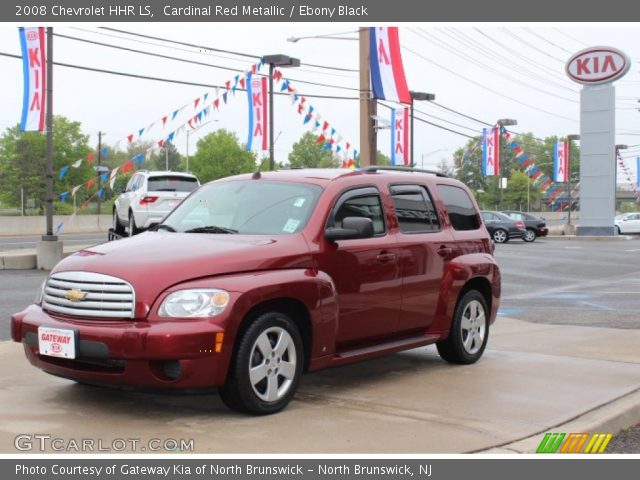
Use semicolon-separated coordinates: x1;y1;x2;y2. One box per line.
42;271;135;319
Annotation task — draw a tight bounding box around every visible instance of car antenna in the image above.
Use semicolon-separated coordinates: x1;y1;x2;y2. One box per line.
252;171;261;179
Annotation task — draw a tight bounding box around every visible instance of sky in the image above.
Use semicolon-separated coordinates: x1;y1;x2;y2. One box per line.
0;23;638;184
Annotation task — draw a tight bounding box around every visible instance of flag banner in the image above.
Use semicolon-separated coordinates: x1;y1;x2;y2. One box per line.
19;27;46;132
246;74;268;151
553;141;569;182
390;108;410;166
369;27;411;104
482;128;500;176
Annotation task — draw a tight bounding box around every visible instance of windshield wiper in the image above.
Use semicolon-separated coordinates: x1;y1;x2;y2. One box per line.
183;225;238;234
153;224;176;232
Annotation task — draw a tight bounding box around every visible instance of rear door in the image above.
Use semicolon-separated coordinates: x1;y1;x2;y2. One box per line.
391;184;455;333
117;173;142;220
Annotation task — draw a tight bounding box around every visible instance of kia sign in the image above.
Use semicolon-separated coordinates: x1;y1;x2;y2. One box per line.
565;46;630;85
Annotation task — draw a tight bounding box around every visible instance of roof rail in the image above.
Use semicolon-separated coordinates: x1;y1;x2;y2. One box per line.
361;166;449;178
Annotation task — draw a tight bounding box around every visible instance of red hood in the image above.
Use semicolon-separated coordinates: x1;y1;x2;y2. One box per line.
53;231;313;305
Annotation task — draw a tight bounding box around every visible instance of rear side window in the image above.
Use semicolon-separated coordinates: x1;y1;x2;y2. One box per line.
437;184;480;231
148;176;199;193
390;185;440;233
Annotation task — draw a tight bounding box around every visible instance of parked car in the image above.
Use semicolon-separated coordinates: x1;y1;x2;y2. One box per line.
615;212;640;234
12;167;500;415
113;171;200;236
501;210;549;242
480;210;526;243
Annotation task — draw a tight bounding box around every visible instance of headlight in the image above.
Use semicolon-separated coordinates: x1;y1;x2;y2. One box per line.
35;280;46;305
158;289;230;318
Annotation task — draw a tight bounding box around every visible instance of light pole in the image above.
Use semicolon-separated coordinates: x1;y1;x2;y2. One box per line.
496;118;518;210
186;119;218;172
263;54;300;170
567;134;580;226
409;91;436;167
420;148;448;170
287;31;358;43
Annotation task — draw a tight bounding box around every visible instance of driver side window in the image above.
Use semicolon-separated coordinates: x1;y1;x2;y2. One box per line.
331;188;386;235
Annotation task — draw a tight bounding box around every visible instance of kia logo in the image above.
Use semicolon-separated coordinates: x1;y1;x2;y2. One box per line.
26;31;38;41
566;47;630;85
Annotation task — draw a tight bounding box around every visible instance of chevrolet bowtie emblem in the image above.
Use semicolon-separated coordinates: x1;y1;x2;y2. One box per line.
65;289;87;302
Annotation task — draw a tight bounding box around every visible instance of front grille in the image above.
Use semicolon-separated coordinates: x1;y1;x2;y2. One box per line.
42;271;135;319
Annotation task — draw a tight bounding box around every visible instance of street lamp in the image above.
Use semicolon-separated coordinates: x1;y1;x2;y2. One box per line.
409;91;436;167
420;148;448;170
186;119;218;172
567;134;580;226
262;54;300;170
287;32;358;43
496;118;518;210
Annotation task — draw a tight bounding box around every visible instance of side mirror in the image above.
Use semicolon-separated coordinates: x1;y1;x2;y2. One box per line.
325;217;374;241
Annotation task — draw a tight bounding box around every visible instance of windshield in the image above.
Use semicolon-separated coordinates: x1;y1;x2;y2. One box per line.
161;180;322;235
148;176;199;192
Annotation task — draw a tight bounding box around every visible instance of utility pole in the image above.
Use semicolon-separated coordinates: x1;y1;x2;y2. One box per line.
567;134;580;226
44;27;54;238
165;144;169;170
96;131;102;216
359;27;376;166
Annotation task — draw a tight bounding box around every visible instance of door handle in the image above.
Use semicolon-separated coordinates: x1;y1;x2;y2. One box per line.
376;253;397;264
437;246;453;258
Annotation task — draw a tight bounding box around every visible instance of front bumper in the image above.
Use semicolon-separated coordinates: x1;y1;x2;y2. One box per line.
11;305;231;389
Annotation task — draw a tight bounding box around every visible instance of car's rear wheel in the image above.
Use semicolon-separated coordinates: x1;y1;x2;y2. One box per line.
220;312;303;415
113;209;125;235
523;228;536;242
128;212;138;237
437;290;489;365
492;229;508;243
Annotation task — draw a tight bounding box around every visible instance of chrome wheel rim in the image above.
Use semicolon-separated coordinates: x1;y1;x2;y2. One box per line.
460;300;486;355
493;230;507;243
248;327;297;403
524;230;535;242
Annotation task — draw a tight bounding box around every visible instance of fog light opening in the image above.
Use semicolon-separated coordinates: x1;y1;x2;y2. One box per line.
163;360;182;380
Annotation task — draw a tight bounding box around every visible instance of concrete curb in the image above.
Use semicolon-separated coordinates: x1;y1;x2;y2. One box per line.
543;235;639;241
480;388;640;453
0;245;91;270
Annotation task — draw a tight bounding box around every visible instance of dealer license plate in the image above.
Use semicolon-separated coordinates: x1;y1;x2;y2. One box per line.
38;327;76;359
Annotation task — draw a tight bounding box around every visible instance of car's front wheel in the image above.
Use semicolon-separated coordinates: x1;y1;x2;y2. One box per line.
492;229;508;243
616;225;621;235
220;312;303;415
437;290;489;365
523;228;536;242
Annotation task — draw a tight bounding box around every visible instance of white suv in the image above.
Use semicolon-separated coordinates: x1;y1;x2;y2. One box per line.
113;171;200;236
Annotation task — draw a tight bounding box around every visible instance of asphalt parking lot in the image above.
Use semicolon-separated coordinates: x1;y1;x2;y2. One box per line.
0;238;638;453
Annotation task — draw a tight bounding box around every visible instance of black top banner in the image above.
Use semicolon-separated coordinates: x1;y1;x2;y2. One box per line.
4;0;640;22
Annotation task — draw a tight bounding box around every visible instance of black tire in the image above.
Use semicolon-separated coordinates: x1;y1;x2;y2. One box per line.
523;228;536;243
113;209;125;235
437;290;489;365
220;312;304;415
492;229;509;244
616;225;621;235
128;211;138;237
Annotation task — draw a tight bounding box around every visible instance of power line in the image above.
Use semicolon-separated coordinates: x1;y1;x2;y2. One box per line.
430;102;492;126
378;102;475;139
500;28;566;64
54;32;361;93
522;27;574;55
401;45;578;122
99;26;359;73
0;51;358;101
552;28;588;48
68;26;358;80
409;28;578;103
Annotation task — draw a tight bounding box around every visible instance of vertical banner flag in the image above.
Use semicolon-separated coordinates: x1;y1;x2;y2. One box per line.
482;128;500;176
553;141;569;182
369;27;411;104
246;74;268;151
390;108;410;165
18;27;46;132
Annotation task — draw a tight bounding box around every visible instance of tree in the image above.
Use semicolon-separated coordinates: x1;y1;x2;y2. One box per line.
148;141;182;171
0;116;91;212
189;129;257;182
288;132;338;168
376;150;391;166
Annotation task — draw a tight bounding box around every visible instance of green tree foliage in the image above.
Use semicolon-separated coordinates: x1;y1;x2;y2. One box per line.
189;129;257;183
288;132;339;168
376;150;391;166
147;141;182;171
0;116;91;212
